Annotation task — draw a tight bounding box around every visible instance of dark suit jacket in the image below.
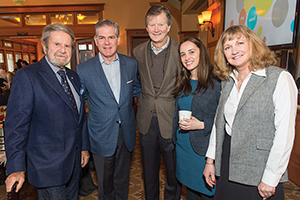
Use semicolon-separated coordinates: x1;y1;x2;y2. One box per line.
172;78;221;155
4;56;90;188
76;53;141;157
133;38;179;139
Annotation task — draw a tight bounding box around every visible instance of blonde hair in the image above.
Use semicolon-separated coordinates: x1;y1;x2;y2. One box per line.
214;25;277;80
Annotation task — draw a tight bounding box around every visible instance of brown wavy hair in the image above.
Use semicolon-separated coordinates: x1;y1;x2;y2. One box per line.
173;37;215;97
214;25;277;80
145;5;172;27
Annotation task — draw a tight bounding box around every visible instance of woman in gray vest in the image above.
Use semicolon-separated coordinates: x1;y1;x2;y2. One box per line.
203;25;297;199
173;37;221;199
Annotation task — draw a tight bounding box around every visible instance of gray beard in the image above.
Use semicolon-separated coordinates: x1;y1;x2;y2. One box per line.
46;55;70;69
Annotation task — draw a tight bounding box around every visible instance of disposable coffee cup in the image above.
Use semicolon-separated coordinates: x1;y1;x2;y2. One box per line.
179;110;192;123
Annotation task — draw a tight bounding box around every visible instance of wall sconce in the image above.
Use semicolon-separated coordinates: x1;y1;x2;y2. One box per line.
198;10;215;37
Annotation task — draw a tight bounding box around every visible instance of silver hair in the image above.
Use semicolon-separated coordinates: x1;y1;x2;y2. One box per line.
94;19;119;37
41;23;75;54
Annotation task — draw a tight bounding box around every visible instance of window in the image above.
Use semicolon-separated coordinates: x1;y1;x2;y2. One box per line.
15;52;22;62
77;12;98;25
0;14;21;27
50;13;73;25
4;41;12;48
0;51;4;64
23;52;29;63
25;14;47;26
6;51;14;72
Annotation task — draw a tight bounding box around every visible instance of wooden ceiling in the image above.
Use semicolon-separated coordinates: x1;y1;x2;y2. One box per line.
163;0;208;14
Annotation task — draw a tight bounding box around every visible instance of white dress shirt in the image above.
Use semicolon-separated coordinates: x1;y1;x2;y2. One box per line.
206;68;298;187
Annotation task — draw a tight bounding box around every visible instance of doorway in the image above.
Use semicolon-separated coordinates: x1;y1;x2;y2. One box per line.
126;29;149;58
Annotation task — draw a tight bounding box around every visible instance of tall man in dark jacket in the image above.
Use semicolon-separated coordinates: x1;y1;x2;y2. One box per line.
133;5;181;200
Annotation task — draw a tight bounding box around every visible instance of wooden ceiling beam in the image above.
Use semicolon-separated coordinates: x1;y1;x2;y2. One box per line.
0;4;104;14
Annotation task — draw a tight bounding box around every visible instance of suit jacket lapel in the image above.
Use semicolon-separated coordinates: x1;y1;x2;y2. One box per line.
93;55;116;100
119;55;126;104
38;57;79;120
142;41;155;95
236;74;265;114
219;78;234;114
221;75;266;116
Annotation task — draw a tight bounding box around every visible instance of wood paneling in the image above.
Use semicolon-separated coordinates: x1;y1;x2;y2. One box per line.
126;29;149;57
0;4;104;14
288;108;300;186
294;38;300;80
206;0;223;64
179;31;199;42
0;39;37;67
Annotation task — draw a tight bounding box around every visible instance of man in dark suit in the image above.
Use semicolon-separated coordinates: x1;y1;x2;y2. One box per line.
133;5;181;200
5;23;90;200
76;19;141;200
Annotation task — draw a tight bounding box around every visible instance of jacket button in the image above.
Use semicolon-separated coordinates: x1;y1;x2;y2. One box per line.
118;107;120;110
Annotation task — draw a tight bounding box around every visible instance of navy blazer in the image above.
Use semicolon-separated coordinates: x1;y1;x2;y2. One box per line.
77;54;141;157
172;78;221;156
5;57;90;188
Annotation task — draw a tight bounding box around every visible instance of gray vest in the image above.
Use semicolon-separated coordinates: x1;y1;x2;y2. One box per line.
214;66;288;186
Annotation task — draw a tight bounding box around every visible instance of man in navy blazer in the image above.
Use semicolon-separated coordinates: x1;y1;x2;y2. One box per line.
5;23;90;200
77;20;141;199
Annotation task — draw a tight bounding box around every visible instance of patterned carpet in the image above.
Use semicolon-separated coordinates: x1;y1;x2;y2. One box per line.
78;134;186;200
0;134;300;199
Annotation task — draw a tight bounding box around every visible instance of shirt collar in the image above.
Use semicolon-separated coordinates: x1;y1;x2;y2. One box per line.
150;36;170;55
230;68;266;81
99;53;119;65
252;68;266;77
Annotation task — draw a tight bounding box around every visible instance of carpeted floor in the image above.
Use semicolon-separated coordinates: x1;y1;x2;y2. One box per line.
0;133;300;199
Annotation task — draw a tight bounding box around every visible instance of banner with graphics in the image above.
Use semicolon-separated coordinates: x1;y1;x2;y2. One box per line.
224;0;298;49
